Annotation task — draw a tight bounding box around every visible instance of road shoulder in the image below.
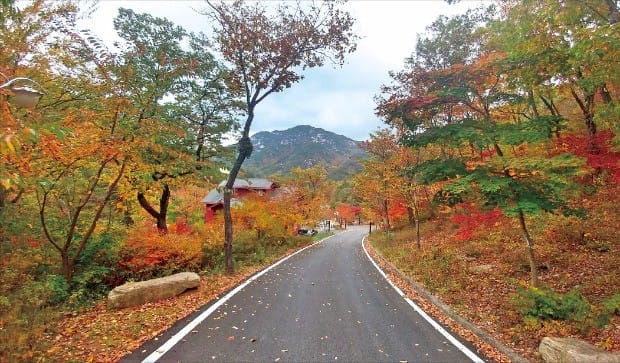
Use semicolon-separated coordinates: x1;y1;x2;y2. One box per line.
363;236;529;363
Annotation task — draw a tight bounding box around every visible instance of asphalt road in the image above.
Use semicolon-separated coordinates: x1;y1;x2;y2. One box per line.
125;227;484;362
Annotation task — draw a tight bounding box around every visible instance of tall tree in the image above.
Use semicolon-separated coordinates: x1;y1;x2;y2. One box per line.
353;129;400;231
286;165;330;228
112;8;238;232
0;0;136;284
493;0;619;145
203;0;358;273
0;0;78;206
375;5;589;286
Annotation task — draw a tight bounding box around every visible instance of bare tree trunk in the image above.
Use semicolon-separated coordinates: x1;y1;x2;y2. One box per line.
413;193;421;249
223;189;234;273
518;209;538;287
61;253;73;285
415;218;421;249
223;110;254;274
527;89;539;118
137;184;170;233
382;199;391;230
407;206;414;226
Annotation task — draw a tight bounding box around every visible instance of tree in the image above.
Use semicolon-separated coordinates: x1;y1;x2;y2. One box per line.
335;203;360;226
375;5;588;286
111;8;238;232
353;129;400;231
286;165;330;229
0;0;78;206
493;0;619;146
203;0;358;273
0;0;133;285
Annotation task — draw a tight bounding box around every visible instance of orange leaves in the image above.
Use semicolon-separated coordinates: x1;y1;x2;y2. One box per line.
388;200;409;221
119;221;203;281
335;203;361;224
39;135;63;160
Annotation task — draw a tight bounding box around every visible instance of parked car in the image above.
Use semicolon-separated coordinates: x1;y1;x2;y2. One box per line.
297;228;318;236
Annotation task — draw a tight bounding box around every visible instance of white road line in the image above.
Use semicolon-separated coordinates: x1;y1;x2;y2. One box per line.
141;235;333;363
361;236;485;363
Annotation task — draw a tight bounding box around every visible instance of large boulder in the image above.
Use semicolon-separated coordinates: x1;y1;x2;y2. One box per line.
108;272;200;309
539;337;620;363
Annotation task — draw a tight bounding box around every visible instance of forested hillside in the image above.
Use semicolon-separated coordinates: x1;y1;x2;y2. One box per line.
0;0;618;361
0;0;355;360
356;0;619;359
243;125;366;180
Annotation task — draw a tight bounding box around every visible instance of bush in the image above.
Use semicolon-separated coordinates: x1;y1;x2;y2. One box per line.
44;274;70;305
591;293;620;328
118;221;203;281
515;286;590;322
451;203;504;241
68;232;123;306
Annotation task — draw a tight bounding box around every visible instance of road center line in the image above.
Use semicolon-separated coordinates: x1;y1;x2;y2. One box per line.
141;235;333;363
361;236;485;363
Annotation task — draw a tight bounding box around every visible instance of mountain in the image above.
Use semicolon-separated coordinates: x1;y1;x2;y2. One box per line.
241;125;366;180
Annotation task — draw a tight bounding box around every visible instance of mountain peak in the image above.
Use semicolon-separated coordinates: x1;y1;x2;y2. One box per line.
244;125;365;180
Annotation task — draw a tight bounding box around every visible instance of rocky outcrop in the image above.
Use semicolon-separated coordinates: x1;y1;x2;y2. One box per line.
539;337;620;363
108;272;200;309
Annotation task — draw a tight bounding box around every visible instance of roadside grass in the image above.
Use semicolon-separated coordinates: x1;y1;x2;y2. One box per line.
367;187;620;361
313;231;334;241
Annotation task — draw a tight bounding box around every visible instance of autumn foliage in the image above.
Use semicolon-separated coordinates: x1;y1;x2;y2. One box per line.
118;220;203;281
450;203;505;242
368;0;619;359
555;130;620;183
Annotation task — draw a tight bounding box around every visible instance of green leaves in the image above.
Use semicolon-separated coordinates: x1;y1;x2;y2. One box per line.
495;116;562;145
407;158;467;185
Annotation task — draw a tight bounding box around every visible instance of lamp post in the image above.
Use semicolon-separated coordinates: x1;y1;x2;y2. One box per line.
0;72;46;109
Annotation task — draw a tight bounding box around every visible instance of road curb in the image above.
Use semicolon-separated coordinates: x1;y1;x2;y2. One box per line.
363;237;529;363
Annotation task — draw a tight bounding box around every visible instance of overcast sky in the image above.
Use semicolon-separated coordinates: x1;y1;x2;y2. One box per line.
80;0;487;141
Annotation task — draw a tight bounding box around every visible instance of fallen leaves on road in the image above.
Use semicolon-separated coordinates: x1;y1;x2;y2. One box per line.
44;266;265;362
365;241;512;363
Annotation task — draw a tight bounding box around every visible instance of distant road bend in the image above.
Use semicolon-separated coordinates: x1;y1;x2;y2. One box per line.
125;227;485;363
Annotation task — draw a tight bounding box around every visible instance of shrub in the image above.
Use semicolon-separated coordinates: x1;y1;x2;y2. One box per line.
515;286;590;322
44;274;70;305
118;221;203;281
451;203;504;241
555;130;620;184
68;232;123;306
591;293;620;328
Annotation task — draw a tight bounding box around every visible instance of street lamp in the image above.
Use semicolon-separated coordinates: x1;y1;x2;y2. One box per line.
0;72;46;109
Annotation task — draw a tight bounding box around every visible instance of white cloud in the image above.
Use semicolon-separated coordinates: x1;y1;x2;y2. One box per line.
80;0;489;141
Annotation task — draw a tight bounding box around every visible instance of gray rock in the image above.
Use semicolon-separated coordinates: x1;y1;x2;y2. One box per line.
108;272;200;309
539;337;620;363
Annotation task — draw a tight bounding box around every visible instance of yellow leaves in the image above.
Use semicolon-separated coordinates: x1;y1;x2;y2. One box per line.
597;337;615;351
1;132;16;154
0;178;12;189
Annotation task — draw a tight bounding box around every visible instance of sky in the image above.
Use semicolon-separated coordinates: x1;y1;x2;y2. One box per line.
79;0;487;142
